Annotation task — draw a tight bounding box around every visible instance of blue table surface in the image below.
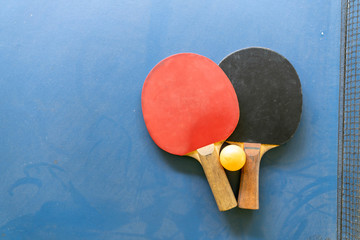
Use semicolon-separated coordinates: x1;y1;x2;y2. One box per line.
0;1;340;239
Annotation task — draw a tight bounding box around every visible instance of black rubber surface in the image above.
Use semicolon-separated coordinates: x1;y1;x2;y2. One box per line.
219;47;302;145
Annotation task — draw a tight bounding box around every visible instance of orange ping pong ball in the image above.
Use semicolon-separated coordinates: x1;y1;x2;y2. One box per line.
220;145;246;171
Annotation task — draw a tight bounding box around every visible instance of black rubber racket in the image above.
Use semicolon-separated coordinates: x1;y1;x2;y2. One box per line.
219;47;302;209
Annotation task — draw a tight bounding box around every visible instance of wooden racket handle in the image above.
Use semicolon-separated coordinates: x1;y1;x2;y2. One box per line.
197;144;237;211
238;143;262;209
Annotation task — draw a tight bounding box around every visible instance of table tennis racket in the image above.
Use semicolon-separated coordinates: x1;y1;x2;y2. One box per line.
142;53;239;211
219;47;302;209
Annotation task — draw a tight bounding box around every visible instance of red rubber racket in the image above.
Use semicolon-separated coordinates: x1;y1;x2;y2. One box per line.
142;53;239;211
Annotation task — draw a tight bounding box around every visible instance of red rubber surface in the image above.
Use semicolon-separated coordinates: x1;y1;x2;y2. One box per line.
142;53;239;155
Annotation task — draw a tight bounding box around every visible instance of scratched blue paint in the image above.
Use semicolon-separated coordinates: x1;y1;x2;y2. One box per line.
0;0;339;239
